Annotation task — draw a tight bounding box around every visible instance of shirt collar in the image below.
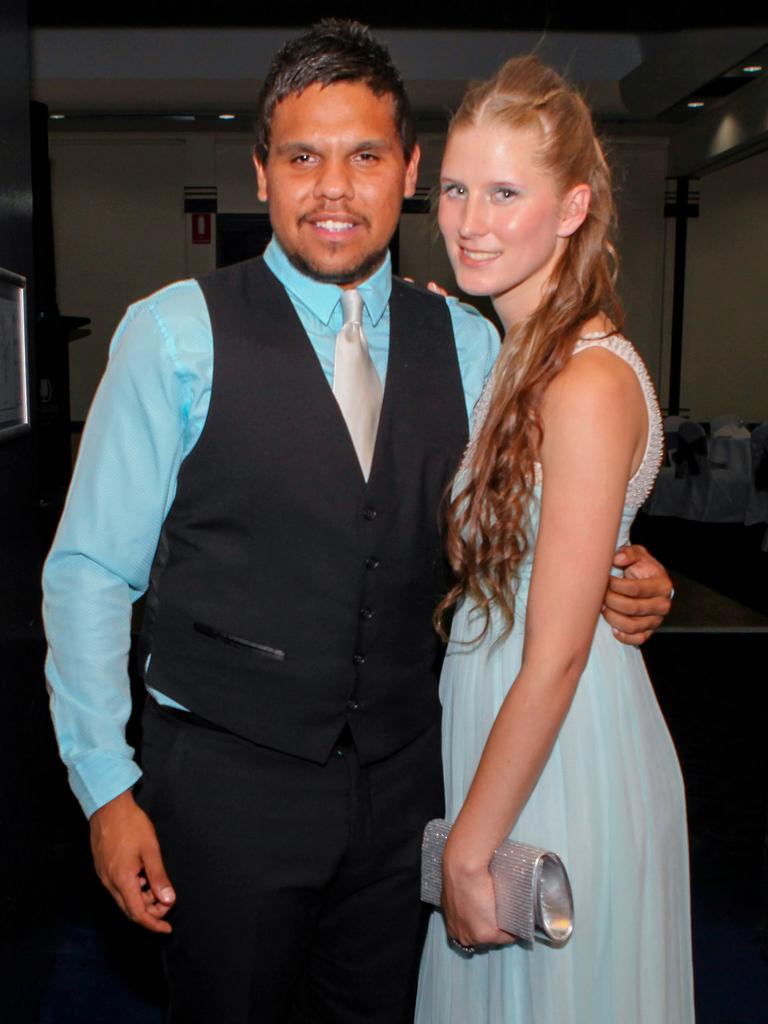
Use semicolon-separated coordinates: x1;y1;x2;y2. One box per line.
263;236;391;327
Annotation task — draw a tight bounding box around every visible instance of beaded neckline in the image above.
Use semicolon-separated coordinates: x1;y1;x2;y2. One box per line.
571;333;663;508
462;332;663;509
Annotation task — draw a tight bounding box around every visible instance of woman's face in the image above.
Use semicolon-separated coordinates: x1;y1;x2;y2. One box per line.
439;122;586;327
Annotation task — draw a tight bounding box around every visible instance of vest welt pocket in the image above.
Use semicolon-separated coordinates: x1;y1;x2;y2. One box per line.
192;621;286;661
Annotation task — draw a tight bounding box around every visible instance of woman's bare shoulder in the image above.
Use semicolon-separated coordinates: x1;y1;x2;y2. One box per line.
548;336;641;409
541;322;646;471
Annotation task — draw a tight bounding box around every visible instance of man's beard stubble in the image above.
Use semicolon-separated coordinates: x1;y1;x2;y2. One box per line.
280;239;391;287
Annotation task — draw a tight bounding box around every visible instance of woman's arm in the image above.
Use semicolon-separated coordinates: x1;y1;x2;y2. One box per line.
442;346;646;948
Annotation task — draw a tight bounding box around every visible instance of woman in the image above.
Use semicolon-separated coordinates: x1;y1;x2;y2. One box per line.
415;57;694;1023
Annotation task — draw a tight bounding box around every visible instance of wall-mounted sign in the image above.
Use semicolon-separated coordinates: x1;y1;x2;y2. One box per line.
192;213;212;245
0;268;30;442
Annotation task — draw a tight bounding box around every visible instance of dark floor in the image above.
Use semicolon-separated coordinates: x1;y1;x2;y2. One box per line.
6;519;768;1023
644;633;768;1024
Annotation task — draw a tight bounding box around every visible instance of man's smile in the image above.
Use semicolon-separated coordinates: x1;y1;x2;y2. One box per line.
301;212;366;241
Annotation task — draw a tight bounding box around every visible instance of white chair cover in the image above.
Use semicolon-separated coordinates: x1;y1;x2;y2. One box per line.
699;415;752;522
710;413;749;438
745;424;768;539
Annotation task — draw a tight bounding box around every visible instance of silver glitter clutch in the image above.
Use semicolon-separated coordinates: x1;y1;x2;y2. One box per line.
420;818;574;944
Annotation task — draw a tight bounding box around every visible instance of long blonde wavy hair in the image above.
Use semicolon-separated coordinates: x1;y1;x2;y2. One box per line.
436;56;624;640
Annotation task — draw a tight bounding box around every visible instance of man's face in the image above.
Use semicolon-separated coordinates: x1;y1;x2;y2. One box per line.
254;81;420;287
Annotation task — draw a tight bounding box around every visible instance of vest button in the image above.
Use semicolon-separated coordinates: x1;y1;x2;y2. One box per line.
365;556;381;570
347;700;360;711
362;507;378;521
352;653;366;665
360;607;374;621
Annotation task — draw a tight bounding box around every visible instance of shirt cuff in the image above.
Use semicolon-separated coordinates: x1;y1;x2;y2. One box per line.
68;751;143;820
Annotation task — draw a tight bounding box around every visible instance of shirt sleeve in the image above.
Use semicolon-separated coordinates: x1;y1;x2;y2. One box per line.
445;297;501;422
42;280;212;818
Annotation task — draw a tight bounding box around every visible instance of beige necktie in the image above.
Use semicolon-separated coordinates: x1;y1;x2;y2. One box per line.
332;289;383;480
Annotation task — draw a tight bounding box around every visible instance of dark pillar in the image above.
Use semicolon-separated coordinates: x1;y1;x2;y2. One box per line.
664;177;699;416
0;4;60;1020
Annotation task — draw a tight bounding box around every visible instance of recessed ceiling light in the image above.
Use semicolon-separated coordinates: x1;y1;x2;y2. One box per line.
687;101;705;109
218;114;236;120
49;113;65;120
742;65;763;73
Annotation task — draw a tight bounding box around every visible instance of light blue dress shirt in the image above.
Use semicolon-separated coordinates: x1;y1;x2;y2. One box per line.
43;238;500;818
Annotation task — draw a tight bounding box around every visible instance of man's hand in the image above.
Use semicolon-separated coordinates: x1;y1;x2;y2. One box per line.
602;544;673;646
402;277;451;298
90;789;176;933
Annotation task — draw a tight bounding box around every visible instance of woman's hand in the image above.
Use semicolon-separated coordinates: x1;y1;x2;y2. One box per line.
442;830;516;950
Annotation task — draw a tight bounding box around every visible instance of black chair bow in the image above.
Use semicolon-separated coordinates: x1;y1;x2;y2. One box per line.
672;435;708;478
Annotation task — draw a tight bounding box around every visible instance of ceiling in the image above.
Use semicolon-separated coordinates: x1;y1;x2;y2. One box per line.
30;9;768;176
25;2;768;32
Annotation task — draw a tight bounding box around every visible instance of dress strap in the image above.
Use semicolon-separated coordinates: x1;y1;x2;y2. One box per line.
572;333;664;507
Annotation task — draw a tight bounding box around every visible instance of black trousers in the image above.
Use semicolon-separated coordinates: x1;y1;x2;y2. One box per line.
136;699;444;1024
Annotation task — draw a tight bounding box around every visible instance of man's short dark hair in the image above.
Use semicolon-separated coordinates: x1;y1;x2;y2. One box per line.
254;19;416;163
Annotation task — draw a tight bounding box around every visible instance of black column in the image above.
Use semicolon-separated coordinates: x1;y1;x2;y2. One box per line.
0;3;60;1020
664;176;699;416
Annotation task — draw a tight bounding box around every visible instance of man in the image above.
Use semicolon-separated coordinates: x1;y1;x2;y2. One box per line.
43;20;672;1024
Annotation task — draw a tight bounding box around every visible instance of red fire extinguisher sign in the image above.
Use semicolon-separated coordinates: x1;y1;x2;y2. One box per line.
192;213;212;244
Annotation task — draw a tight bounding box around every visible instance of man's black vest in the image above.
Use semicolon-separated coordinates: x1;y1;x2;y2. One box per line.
142;256;468;764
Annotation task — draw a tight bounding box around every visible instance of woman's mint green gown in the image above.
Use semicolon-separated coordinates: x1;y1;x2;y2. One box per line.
416;336;695;1024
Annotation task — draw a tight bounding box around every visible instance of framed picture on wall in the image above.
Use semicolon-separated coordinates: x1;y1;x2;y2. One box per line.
0;268;30;442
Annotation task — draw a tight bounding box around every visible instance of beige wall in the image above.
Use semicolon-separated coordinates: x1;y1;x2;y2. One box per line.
51;136;186;419
216;138;262;213
611;139;669;384
51;129;765;427
680;150;768;422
